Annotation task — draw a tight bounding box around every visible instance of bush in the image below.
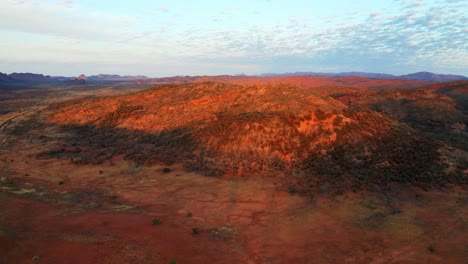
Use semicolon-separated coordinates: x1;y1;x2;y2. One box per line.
162;167;171;173
152;217;162;225
428;243;435;253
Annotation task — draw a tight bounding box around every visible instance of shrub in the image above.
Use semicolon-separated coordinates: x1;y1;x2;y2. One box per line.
162;167;171;173
428;243;435;253
152;217;162;225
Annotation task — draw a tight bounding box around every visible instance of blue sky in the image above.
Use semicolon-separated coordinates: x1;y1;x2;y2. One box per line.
0;0;466;77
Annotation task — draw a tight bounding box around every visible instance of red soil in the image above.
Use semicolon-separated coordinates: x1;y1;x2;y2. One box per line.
1;144;466;263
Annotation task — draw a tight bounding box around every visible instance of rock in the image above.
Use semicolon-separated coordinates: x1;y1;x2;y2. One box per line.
177;209;188;215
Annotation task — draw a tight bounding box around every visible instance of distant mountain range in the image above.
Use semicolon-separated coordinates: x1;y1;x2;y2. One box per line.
260;71;467;82
0;72;149;84
0;71;466;84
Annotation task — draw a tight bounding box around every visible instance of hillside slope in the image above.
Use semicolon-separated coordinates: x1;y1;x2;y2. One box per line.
44;81;467;193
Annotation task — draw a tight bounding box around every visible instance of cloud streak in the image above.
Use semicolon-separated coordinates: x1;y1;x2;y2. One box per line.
170;0;467;74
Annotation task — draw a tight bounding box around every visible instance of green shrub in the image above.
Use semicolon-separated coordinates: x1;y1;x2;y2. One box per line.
152;217;162;225
428;243;435;253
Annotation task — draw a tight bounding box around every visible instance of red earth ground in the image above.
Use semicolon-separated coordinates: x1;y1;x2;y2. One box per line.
1;129;466;263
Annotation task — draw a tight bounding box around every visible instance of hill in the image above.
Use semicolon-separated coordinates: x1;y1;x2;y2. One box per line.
400;72;467;82
7;72;57;82
0;72;149;84
87;74;149;82
260;71;467;82
43;80;467;194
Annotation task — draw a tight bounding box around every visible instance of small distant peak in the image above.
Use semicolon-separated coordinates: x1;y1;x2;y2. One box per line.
400;71;467;82
77;74;87;80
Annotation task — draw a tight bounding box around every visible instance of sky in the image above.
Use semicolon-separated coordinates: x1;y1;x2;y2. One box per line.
0;0;467;77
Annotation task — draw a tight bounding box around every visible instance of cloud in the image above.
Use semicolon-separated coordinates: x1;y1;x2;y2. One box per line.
404;1;425;9
57;0;72;6
0;0;466;76
368;12;382;20
156;6;169;13
0;1;132;42
168;0;467;74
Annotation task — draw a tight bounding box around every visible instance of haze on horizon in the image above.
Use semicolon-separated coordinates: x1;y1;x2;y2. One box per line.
0;0;466;77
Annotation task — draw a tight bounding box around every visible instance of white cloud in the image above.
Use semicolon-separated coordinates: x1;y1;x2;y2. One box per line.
155;6;169;13
0;1;129;42
57;0;73;6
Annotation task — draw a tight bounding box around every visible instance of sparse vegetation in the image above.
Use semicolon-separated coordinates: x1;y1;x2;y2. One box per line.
428;243;436;253
35;80;467;195
192;227;200;235
152;217;162;225
32;255;41;261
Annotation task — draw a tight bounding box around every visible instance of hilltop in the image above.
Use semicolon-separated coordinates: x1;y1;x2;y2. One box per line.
44;79;467;194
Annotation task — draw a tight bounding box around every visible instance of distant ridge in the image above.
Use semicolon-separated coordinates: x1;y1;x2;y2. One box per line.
87;74;149;82
0;72;148;84
3;72;57;83
0;72;11;82
399;71;467;82
259;71;467;82
0;71;466;83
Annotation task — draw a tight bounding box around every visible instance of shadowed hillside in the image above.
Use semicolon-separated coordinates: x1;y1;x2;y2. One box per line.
43;80;467;194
